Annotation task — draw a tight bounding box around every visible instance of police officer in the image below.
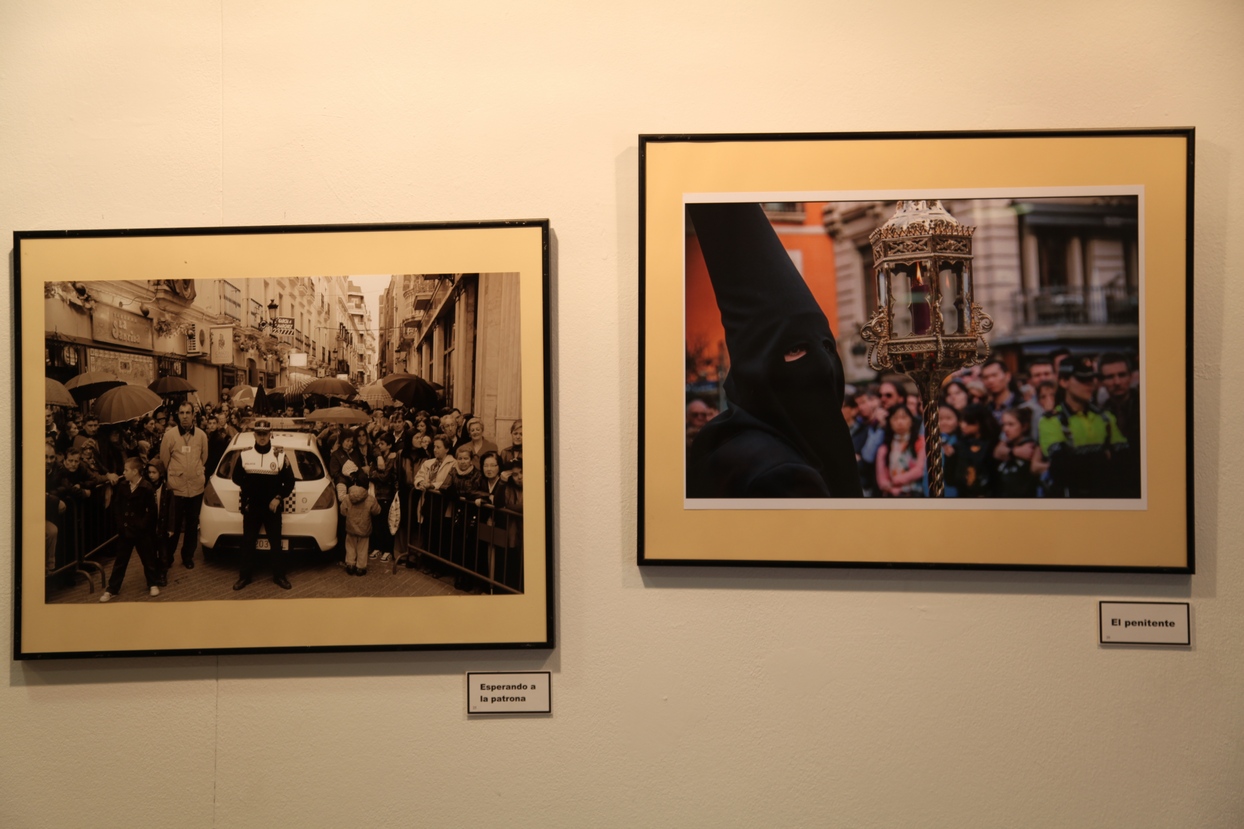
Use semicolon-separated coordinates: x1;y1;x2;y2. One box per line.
1037;357;1131;498
232;419;296;591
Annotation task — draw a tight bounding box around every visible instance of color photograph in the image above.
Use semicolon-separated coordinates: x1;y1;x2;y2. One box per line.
640;130;1192;571
684;194;1143;505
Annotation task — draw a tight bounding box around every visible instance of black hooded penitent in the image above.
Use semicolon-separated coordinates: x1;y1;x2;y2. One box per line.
687;202;862;498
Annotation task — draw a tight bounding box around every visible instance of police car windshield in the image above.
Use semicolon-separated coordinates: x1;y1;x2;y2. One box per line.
216;449;326;481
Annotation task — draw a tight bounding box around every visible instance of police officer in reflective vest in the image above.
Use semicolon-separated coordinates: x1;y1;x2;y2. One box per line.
232;419;296;591
1037;357;1131;498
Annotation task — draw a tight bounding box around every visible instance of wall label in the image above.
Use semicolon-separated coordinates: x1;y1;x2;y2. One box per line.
467;672;551;715
1099;601;1190;645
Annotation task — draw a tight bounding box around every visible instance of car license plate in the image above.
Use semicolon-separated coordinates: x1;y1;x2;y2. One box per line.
255;538;289;551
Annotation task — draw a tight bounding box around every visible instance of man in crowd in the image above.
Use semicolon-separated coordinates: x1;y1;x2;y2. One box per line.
1023;358;1056;439
73;415;100;450
878;380;905;412
160;402;209;570
981;358;1021;422
1099;352;1142;497
45;444;65;572
686;397;715;449
1099;352;1140;448
1037;357;1131;498
204;412;231;482
231;419;296;591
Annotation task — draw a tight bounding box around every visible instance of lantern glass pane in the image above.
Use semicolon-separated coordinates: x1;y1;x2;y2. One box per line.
939;266;960;334
910;268;932;336
893;271;913;336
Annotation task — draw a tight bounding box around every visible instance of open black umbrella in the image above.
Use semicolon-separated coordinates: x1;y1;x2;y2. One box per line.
149;376;197;395
303;405;371;425
94;384;164;425
46;377;77;407
65;371;125;402
254;384;272;415
303;377;357;398
378;373;439;411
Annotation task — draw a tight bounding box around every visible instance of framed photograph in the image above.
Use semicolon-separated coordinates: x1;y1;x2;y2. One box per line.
639;129;1193;572
16;219;553;658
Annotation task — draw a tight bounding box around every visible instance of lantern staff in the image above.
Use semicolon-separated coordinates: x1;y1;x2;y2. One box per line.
859;200;994;497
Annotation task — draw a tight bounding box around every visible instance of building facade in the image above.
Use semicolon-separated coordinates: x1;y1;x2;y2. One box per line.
45;276;379;407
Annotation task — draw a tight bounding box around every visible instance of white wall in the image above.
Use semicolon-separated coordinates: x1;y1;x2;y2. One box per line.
3;2;1243;826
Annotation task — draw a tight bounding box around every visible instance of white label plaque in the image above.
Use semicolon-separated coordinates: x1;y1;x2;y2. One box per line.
1099;601;1190;645
467;672;551;715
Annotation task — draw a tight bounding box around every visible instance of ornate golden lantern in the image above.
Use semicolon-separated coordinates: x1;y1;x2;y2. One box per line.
860;200;994;497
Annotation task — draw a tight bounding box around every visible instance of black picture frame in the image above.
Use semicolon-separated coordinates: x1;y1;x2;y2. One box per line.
639;129;1194;573
16;219;554;658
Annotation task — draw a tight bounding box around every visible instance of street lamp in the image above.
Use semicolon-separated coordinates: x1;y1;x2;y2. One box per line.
256;299;279;332
859;200;994;496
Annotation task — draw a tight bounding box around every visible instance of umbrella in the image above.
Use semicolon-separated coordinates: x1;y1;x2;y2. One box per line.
379;373;440;411
303;405;371;425
45;377;77;407
303;377;357;398
65;371;125;402
355;382;395;408
254;384;272;415
231;385;258;407
93;385;164;425
281;375;311;394
149;376;197;395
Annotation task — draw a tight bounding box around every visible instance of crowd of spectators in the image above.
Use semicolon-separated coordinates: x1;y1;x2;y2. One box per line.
685;347;1141;500
842;350;1141;498
44;394;524;595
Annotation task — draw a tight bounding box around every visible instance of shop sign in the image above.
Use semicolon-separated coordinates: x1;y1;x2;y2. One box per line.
210;325;235;365
86;347;155;386
91;304;154;350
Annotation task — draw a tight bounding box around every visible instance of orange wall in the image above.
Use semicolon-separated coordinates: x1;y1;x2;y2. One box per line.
685;203;839;382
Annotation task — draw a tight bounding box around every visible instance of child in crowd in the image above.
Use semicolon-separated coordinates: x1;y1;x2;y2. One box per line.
340;471;380;576
937;404;962;498
100;457;160;602
995;408;1040;497
875;405;925;497
953;403;999;497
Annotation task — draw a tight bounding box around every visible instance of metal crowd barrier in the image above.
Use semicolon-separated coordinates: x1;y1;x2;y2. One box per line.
45;494;117;595
400;487;523;594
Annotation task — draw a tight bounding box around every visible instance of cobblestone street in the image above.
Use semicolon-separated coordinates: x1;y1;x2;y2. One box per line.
47;546;467;604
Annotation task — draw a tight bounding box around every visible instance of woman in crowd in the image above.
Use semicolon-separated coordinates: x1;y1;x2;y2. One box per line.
354;428;374;468
55;419;80;457
875;405;925;498
468;451;509;593
329;429;367;497
942;380;971;415
411;435;456;563
461;417;498;470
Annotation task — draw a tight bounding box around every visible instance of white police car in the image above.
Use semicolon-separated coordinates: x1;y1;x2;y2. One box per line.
199;424;338;556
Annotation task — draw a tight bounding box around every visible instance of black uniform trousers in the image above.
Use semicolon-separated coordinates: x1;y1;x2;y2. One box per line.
240;509;286;580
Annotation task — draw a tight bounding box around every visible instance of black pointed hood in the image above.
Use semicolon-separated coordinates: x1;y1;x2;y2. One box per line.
687;202;861;498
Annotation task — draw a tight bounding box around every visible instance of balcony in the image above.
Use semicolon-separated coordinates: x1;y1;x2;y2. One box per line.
1012;285;1138;328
